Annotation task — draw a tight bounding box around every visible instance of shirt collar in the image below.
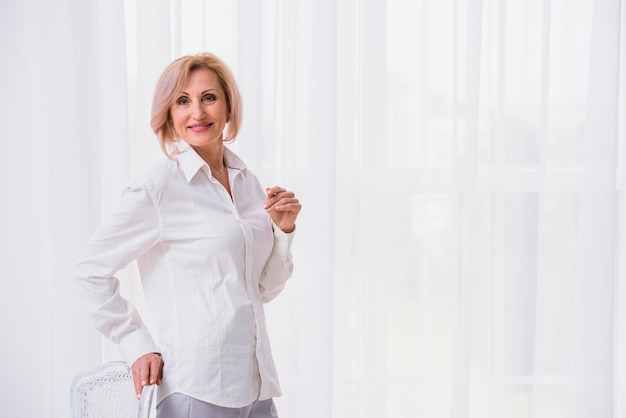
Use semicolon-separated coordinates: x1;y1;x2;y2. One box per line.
176;142;248;183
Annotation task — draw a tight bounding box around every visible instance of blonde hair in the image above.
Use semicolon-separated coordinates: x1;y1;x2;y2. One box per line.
150;52;243;158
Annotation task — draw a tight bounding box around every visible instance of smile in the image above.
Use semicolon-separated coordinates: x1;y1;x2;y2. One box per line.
188;122;212;132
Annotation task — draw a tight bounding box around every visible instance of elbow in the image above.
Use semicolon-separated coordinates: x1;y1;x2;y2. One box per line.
259;282;286;303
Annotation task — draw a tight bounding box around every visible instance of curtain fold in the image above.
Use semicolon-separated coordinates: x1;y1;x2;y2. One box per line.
356;0;390;415
0;1;131;417
568;0;620;415
453;0;482;415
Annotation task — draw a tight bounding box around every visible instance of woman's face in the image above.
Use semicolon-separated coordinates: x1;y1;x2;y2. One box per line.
170;68;229;149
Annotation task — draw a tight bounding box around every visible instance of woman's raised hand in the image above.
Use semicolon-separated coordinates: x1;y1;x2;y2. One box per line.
263;186;301;233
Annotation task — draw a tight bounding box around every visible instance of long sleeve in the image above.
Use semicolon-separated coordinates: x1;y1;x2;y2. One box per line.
75;178;162;364
258;222;295;303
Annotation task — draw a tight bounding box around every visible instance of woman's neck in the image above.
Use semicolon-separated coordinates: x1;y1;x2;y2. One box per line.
192;143;226;174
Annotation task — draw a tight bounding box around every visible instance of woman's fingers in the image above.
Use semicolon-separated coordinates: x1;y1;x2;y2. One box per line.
264;186;301;233
132;353;163;399
264;188;291;209
149;355;163;385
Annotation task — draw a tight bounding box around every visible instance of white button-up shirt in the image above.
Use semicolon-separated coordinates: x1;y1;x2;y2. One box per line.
75;146;294;408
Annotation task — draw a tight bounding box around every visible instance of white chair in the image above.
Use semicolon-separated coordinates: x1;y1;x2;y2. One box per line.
70;361;155;418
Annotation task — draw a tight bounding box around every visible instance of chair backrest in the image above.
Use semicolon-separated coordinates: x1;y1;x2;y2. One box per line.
70;361;155;418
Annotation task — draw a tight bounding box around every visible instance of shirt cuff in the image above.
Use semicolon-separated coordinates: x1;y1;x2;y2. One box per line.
272;221;295;254
117;327;160;366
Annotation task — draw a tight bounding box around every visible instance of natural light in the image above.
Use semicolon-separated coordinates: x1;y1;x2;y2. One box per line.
0;1;624;417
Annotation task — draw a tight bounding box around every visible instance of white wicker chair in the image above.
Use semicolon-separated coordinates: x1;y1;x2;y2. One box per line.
70;361;155;418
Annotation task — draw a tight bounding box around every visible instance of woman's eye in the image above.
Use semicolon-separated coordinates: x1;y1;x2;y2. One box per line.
176;97;190;105
202;94;217;103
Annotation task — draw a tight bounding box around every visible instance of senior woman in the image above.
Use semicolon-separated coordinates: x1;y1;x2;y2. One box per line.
76;52;300;418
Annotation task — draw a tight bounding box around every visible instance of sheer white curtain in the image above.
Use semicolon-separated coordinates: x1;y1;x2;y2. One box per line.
0;1;132;417
1;1;624;417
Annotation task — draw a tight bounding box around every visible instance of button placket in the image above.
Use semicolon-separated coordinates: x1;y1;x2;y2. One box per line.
237;215;262;372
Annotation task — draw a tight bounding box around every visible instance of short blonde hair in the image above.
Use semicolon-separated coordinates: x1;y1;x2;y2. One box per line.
150;52;243;158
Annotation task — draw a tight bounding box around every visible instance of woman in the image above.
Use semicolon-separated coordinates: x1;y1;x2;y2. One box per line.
76;52;300;418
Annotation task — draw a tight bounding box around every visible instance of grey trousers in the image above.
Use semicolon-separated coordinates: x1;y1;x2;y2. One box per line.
156;393;279;418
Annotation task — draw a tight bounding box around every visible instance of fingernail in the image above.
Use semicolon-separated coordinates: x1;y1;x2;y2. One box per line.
141;380;147;386
137;393;141;399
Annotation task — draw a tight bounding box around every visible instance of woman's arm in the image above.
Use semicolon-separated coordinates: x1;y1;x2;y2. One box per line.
75;178;162;365
259;185;301;302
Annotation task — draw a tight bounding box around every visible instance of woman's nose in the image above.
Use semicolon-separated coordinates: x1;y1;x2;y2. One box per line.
192;103;205;120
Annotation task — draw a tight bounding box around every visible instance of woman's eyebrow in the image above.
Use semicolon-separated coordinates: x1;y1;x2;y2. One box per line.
177;88;217;96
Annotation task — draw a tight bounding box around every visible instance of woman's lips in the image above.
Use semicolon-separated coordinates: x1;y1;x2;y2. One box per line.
188;122;212;132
